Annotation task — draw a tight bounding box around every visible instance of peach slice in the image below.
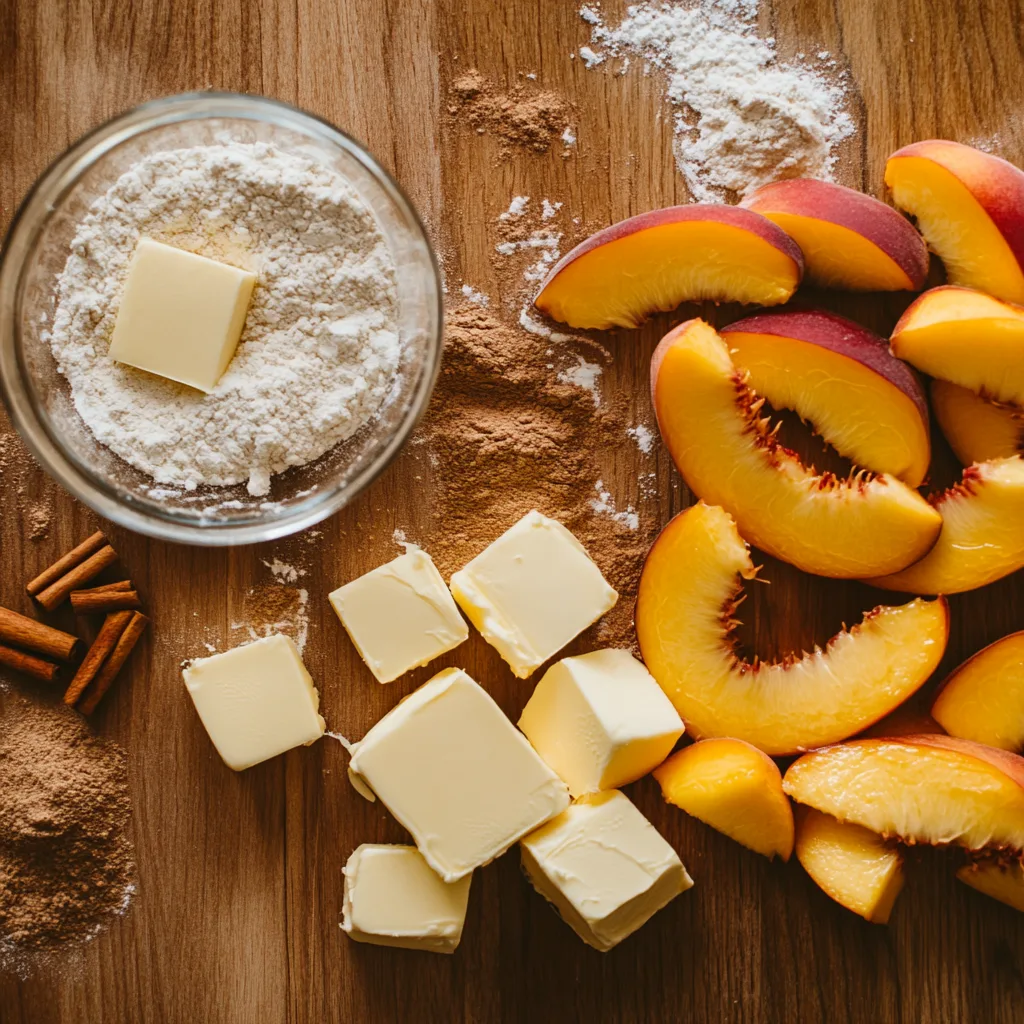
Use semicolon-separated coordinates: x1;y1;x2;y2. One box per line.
957;858;1024;913
795;808;905;924
653;738;794;861
634;501;949;755
533;206;803;330
931;632;1024;751
931;380;1023;466
741;179;928;291
885;140;1024;304
783;735;1024;854
722;310;930;486
866;456;1024;594
651;319;942;577
891;286;1024;407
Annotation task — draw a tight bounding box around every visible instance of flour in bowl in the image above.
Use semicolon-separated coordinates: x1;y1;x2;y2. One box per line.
47;141;401;496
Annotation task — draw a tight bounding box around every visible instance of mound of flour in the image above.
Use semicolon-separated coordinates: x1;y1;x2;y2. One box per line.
48;141;400;496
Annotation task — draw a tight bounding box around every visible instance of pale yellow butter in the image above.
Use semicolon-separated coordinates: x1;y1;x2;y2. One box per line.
329;548;469;683
449;510;618;678
182;634;325;771
520;790;693;952
519;648;684;797
342;844;472;954
348;667;569;882
109;238;256;393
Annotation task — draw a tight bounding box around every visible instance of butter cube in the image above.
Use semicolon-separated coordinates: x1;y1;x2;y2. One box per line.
110;238;256;392
349;667;569;881
520;790;692;952
329;548;469;683
449;510;617;678
183;634;326;771
519;649;684;797
342;844;472;954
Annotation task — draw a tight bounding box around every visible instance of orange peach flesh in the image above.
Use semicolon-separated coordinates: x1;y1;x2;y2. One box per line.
891;286;1024;407
956;859;1024;913
755;213;914;291
726;325;929;486
795;808;904;923
866;456;1024;594
651;319;942;578
931;380;1023;466
783;736;1024;854
654;738;794;861
886;151;1024;304
534;209;802;330
634;502;949;755
932;632;1024;751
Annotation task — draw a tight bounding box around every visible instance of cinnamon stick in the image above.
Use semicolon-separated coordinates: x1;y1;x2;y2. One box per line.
63;611;133;707
70;590;141;615
78;612;149;715
0;606;82;662
26;531;107;596
0;643;61;684
73;580;133;596
35;545;118;611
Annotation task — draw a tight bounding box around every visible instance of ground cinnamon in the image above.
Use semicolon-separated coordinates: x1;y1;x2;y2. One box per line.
416;305;655;648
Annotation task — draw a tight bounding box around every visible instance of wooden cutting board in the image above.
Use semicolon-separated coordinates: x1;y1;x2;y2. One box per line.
2;1;1023;1020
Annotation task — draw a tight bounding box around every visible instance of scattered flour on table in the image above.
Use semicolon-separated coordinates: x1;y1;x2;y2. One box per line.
47;141;401;497
578;1;855;201
460;284;490;306
627;424;655;454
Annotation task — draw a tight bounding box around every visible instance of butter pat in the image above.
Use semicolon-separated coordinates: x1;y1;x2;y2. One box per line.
520;790;692;952
110;238;256;392
519;649;684;797
342;844;472;953
183;634;325;771
330;548;468;683
349;667;569;881
449;510;617;678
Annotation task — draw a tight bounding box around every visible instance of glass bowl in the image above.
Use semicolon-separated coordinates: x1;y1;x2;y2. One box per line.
0;92;443;545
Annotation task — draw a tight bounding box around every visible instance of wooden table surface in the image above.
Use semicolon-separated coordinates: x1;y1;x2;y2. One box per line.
2;0;1024;1021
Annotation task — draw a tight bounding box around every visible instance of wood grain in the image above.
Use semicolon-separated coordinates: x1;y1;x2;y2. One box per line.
2;0;1023;1021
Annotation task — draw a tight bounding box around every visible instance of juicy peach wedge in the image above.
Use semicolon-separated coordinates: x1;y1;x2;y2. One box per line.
795;808;905;924
932;632;1024;751
723;310;930;486
651;319;941;577
931;380;1023;466
533;205;803;330
866;456;1024;595
784;735;1024;854
741;179;928;291
957;858;1024;913
654;738;794;861
634;502;949;755
885;140;1024;304
891;286;1024;407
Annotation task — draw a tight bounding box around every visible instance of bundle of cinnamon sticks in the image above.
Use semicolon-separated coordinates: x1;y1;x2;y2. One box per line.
0;529;149;715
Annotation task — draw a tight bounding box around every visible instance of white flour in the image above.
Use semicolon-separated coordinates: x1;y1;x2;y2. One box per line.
48;141;401;496
579;1;855;201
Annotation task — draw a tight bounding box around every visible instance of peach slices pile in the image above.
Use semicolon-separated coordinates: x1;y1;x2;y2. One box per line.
532;140;1024;924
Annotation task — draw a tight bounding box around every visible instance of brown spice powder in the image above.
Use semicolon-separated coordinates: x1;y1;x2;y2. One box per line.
419;305;653;648
448;70;573;155
0;693;133;956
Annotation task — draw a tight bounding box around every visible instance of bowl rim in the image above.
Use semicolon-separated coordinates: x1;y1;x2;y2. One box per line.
0;91;443;546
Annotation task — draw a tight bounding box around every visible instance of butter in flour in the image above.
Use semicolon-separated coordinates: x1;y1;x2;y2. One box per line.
47;141;401;496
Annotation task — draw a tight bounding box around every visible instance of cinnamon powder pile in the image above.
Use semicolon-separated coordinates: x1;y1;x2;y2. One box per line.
448;70;573;154
0;693;133;956
419;305;653;647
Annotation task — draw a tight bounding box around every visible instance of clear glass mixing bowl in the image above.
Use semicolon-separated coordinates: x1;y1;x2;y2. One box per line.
0;92;443;545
